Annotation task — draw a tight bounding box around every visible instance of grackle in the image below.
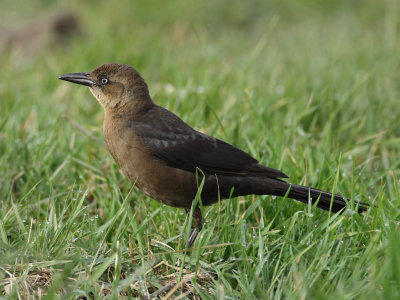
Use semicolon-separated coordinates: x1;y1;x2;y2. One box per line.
59;63;369;246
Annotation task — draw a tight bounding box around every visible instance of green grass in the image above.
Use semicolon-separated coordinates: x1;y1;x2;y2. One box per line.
1;0;400;298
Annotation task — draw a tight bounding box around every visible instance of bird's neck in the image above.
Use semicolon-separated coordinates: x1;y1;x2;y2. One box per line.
104;94;155;119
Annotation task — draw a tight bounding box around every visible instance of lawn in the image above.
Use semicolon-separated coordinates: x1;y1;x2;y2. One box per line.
1;0;399;298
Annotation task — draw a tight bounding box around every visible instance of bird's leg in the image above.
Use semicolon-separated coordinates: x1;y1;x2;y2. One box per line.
185;207;203;247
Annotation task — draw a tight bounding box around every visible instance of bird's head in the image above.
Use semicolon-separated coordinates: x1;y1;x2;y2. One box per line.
59;63;152;114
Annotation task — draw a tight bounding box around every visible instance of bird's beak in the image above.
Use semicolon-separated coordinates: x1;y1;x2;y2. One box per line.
58;72;94;87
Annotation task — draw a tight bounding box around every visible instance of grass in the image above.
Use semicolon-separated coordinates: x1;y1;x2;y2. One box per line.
0;0;400;298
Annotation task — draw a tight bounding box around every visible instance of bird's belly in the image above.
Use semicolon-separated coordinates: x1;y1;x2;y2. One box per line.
107;138;197;207
126;162;198;207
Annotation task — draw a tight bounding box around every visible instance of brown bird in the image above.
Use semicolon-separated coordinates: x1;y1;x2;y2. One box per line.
59;63;368;246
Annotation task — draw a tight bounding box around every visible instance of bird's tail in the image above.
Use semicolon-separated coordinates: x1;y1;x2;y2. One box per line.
265;179;369;213
202;175;369;213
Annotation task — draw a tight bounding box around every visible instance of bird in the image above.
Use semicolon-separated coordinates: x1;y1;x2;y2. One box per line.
59;63;369;246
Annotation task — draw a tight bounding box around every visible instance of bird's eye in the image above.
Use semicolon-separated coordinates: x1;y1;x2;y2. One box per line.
101;78;108;84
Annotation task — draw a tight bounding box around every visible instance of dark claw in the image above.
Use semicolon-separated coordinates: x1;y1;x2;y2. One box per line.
185;207;203;247
187;229;199;247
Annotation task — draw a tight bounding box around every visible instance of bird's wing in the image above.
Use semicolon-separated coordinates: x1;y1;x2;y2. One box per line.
126;106;288;178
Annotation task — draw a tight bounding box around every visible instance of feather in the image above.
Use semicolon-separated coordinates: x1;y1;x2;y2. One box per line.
126;106;288;178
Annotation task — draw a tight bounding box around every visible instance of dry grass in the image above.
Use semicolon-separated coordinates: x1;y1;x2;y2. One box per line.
2;268;53;298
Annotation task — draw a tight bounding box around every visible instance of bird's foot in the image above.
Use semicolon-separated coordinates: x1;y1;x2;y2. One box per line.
185;206;203;247
186;228;199;248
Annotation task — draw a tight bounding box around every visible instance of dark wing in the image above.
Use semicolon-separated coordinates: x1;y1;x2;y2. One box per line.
127;106;288;178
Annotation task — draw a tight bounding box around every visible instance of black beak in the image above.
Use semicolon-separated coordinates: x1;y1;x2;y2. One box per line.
58;72;94;87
